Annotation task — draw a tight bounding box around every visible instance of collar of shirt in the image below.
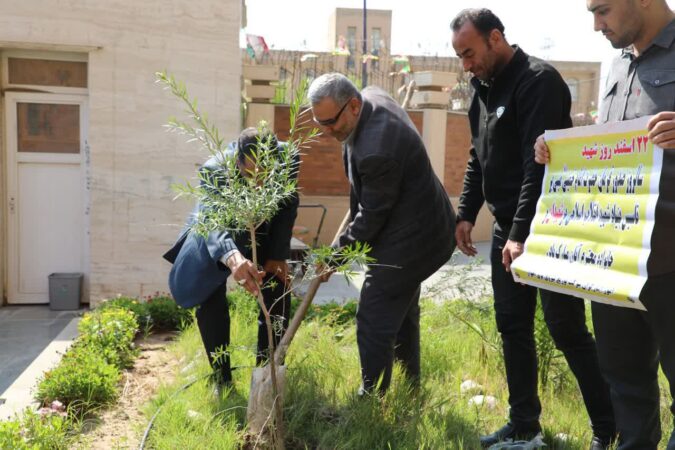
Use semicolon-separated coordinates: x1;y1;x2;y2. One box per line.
621;17;675;60
470;45;526;93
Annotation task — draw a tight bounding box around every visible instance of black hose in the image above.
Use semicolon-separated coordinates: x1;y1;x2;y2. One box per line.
137;373;210;450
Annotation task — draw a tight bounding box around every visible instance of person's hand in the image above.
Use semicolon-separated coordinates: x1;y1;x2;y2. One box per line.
455;221;477;256
502;239;524;273
263;259;289;286
226;251;265;295
648;111;675;149
534;134;550;164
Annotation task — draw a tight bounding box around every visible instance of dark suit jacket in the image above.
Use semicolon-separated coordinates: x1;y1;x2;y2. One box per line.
339;87;456;292
163;142;299;308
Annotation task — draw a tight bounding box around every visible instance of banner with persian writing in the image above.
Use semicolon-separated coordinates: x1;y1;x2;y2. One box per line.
511;117;663;310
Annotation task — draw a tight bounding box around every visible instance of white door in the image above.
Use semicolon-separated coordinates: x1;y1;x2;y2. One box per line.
5;93;87;304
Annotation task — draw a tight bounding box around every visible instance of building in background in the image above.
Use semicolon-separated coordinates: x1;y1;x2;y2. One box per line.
0;0;242;306
241;7;601;246
245;7;600;120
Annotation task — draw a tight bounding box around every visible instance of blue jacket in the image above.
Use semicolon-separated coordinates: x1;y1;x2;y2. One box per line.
163;141;298;308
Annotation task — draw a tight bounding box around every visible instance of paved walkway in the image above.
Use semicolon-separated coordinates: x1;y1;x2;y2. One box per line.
293;242;492;304
0;307;81;419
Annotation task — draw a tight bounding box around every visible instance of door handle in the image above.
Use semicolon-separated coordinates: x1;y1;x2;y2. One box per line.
9;197;15;213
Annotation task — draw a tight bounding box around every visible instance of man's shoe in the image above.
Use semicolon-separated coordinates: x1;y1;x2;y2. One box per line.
589;435;615;450
479;422;542;448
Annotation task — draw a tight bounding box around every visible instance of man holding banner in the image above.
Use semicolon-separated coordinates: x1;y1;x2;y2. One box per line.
534;1;675;448
451;8;615;449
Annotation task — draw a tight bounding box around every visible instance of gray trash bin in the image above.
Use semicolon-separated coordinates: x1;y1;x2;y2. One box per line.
48;273;83;310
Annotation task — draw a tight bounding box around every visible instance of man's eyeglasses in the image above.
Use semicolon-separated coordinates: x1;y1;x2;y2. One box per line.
313;99;352;126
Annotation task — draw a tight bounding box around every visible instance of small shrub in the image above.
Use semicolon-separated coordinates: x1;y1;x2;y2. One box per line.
35;345;119;414
0;419;23;449
229;288;259;317
97;296;152;330
14;409;72;449
77;308;139;369
145;294;192;331
0;409;74;450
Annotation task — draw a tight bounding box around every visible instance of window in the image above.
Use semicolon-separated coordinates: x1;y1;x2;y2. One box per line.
8;58;87;88
371;28;381;53
347;27;357;53
17;103;80;153
566;78;579;102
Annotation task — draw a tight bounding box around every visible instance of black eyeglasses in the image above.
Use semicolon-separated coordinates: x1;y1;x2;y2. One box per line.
313;99;352;126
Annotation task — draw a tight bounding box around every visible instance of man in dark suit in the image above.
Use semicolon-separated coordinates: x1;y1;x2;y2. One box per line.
164;128;298;388
308;73;456;394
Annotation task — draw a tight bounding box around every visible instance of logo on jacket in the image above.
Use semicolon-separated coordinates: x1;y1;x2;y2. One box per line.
496;106;506;118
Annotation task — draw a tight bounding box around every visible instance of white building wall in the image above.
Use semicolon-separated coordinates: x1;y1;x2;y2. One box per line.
0;1;242;303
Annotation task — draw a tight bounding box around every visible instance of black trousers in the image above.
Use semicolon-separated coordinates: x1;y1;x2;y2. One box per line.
194;273;291;383
491;222;615;437
356;274;421;393
592;271;675;450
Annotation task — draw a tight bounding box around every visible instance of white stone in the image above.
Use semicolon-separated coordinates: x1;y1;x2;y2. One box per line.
245;84;276;100
413;71;457;88
460;379;483;394
187;409;202;420
243;65;280;82
468;394;497;410
411;90;451;108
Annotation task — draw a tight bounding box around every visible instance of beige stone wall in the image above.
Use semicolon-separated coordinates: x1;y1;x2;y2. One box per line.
0;1;242;304
549;60;601;116
331;8;392;53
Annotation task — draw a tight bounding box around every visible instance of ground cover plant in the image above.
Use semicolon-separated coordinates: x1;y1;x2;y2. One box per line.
140;288;674;449
0;292;191;449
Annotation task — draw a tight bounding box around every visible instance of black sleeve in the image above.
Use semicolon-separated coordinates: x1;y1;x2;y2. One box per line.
264;191;299;260
263;153;300;260
339;154;402;247
456;146;485;224
510;70;571;242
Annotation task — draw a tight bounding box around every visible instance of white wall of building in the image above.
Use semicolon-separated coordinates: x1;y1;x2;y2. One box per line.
0;1;242;303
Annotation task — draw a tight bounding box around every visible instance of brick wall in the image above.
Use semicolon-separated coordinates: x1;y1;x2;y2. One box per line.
444;112;471;196
274;105;349;196
274;105;470;197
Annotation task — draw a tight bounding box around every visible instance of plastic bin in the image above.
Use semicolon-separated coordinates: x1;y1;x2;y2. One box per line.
48;273;83;310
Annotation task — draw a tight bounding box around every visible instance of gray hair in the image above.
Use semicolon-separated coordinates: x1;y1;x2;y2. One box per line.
308;73;360;106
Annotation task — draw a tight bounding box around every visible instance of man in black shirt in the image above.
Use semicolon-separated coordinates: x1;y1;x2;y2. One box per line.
536;1;675;448
451;9;615;449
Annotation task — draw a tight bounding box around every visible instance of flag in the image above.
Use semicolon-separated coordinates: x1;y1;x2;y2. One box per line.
246;34;269;59
333;35;351;56
392;55;411;73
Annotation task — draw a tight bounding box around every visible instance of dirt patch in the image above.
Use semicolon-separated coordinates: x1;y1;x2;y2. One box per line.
75;331;179;450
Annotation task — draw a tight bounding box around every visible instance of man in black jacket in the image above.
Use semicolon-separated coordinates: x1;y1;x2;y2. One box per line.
451;9;615;449
308;73;456;395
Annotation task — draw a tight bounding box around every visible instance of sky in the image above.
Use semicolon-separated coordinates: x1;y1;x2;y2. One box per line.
242;0;675;83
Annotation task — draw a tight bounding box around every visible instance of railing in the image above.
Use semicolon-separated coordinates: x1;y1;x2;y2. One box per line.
244;50;601;125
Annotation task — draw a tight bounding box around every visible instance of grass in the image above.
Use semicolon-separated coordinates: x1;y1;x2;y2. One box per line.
141;290;673;450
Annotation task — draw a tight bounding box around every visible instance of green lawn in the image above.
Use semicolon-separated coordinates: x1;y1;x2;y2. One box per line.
141;291;672;449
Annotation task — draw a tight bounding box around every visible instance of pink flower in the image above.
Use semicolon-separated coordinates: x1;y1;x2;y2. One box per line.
50;400;65;412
